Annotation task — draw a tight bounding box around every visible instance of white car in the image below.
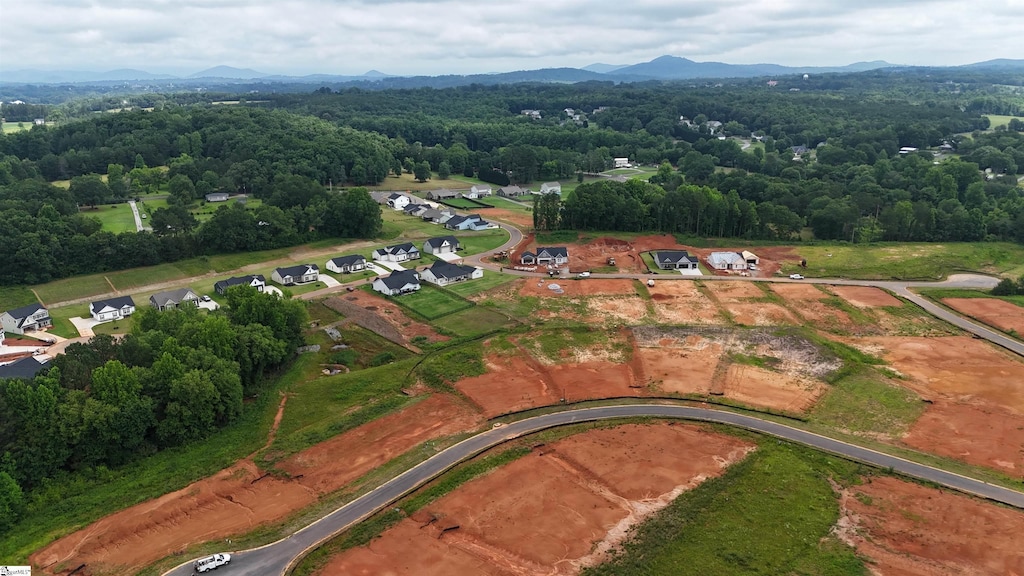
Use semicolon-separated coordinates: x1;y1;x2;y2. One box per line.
577;271;591;278
194;553;231;573
789;273;805;280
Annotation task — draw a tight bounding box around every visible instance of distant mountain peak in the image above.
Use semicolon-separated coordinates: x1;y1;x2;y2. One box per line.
581;62;628;74
190;65;266;79
362;70;388;77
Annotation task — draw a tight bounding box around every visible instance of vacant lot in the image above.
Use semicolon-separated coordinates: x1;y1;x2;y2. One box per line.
780;242;1024;280
942;297;1024;335
392;285;472;319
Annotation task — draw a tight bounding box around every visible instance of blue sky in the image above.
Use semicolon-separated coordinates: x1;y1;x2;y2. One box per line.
1;0;1022;75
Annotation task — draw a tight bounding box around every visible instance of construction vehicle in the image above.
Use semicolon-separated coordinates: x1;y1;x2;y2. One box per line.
193;553;231;573
607;256;616;266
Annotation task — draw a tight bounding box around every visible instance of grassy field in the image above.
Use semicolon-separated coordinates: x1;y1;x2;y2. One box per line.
391;285;474;320
2;121;37;133
82;203;138;233
0;285;41;312
431;306;513;337
583;441;865;576
34;274;114;306
810;369;927;436
366;172;464;192
916;287;1024;307
984;114;1023;129
442;270;516;297
780;242;1024;280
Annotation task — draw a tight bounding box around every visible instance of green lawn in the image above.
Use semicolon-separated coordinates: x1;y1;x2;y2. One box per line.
391;285;473;320
45;302;87;339
366;172;463;192
82;203;138;233
443;269;517;297
0;286;40;312
780;242;1024;280
34;274;114;306
431;306;513;337
810;369;927;437
984;114;1023;129
2;121;37;133
583;441;865;576
92;315;135;336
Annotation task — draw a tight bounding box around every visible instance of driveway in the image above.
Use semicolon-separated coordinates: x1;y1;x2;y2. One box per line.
319;275;341;288
373;261;406;272
69;316;99;337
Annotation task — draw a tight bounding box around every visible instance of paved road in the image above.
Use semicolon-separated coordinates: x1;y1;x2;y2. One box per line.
163;404;1024;576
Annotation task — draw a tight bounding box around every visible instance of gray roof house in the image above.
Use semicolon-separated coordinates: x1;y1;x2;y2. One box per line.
89;295;137;322
326;254;367;274
372;270;421;296
372;242;421;262
706;252;747;270
205;192;229;202
539;182;562;195
497;185;528;197
0;356;51;380
653;250;700;270
214;274;267;295
0;303;53;335
272;264;319;285
423;236;461;255
467;185;492;198
421;261;483;287
149;288;200;311
426;189;461;201
531;246;569;266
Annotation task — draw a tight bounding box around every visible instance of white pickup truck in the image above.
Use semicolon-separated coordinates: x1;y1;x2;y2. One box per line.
193;553;231;573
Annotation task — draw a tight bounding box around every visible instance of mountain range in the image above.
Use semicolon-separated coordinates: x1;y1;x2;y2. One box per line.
2;56;1023;85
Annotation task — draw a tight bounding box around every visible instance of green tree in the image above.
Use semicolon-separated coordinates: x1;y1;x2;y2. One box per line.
437;161;451;180
0;471;24;533
167;174;196;206
414;161;431;182
533;191;561;231
69;174;111;208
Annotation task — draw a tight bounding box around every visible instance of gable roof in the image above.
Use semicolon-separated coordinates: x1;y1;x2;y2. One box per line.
541;181;560;188
654;250;698;265
275;264;318;278
424;236;460;250
707;252;745;266
90;295;136;314
379;270;420;290
429;188;460;198
215;274;266;291
150;288;198;307
378;242;418;254
0;356;50;380
388;193;404;200
328;254;366;267
498;185;526;195
445;215;470;227
3;302;47;321
536;246;568;258
426;261;476;280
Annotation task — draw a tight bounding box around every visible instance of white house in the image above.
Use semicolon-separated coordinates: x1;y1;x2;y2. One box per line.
613;157;630;168
467;185;492;198
326;255;367;274
706;252;747;270
149;288;199;311
372;270;421;296
0;303;53;335
539;182;561;195
272;264;319;285
215;274;267;295
421;261;483;287
741;251;760;266
653;251;699;270
386;193;411;210
89;295;136;322
372;242;420;262
521;247;569;266
205;192;229;202
422;236;461;255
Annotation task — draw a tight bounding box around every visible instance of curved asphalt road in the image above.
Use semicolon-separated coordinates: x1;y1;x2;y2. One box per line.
164;404;1024;576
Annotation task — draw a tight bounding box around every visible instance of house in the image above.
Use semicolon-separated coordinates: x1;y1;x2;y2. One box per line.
539;182;561;195
741;251;760;266
466;185;492;199
706;120;723;134
372;242;420;262
326;254;367;274
33;118;45;126
467;219;495;230
706;252;747;271
653;250;700;270
522;246;568;266
613;157;630;168
445;214;488;231
205;192;229;202
149;288;200;311
423;236;461;255
419;208;444;222
497;185;528;197
1;303;53;335
520;109;542;119
372;270;421;296
899;147;919;155
791;145;809;156
214;274;266;295
386;193;411;210
421;261;483;287
272;264;319;285
426;189;461;201
89;296;136;322
403;203;428;217
0;356;50;380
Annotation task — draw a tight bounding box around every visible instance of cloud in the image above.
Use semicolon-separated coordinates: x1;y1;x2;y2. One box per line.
0;0;1020;75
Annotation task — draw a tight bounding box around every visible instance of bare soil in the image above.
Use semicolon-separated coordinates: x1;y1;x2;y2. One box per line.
837;476;1024;575
770;283;855;331
725;302;801;326
317;423;754;576
638;343;722;395
585;296;651;324
334;289;448;344
829;285;902;307
518;277;637;298
942;297;1024;336
646;281;722;324
703;281;765;301
549;361;641;403
32;394;480;575
687;246;798;278
902;401;1024;473
482;207;534;229
719;364;827;413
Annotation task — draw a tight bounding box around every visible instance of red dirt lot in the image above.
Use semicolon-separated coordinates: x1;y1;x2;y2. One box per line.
646;281;722;324
318;423;754;576
518;277;636;297
703;280;765;301
829;285;902;308
771;283;854;330
585;295;652;324
482;207;533;229
562;234;690;274
637;340;723;395
942;297;1024;336
902;401;1024;472
719;364;826;413
687;245;799;278
724;302;800;326
838;476;1024;575
333;290;449;344
549;361;641;402
33;395;481;576
456;355;559;418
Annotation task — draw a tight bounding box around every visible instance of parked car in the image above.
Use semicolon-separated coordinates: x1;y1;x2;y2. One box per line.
201;295;212;302
789;273;805;280
577;271;591;278
193;553;231;573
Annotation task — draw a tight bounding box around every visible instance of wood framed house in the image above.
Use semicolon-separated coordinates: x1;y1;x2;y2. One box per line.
326;255;367;274
149;288;200;311
89;295;137;322
214;274;267;295
0;303;53;335
422;236;461;255
653;250;700;270
420;261;482;287
372;242;420;262
372;270;421;296
272;264;319;285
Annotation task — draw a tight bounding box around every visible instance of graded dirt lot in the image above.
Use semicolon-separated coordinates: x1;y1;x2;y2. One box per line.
585;295;651;324
550;361;641;402
518;277;637;297
837;476;1024;575
646;280;722;324
318;423;754;576
481;207;533;229
560;234;690;274
719;364;827;413
704;280;765;301
703;282;800;326
325;290;448;346
902;400;1024;472
32;395;480;575
637;342;722;395
771;283;855;331
942;297;1024;335
829;285;902;307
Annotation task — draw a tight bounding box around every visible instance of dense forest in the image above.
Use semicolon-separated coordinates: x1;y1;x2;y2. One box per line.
1;72;1023;287
0;286;306;531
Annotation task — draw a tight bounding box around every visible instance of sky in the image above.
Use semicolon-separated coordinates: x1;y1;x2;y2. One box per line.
1;0;1022;76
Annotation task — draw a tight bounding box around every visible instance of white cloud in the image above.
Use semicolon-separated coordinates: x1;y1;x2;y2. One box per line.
0;0;1020;75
